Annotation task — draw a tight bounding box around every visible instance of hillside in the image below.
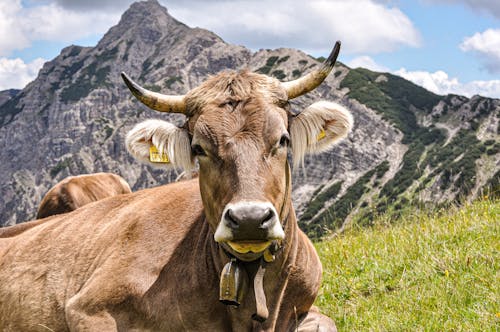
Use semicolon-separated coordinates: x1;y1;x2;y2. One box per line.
302;69;500;237
315;198;499;330
0;0;498;233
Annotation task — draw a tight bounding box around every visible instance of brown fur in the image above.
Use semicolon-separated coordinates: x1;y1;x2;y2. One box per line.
0;70;345;331
0;173;132;239
36;172;132;219
0;181;324;331
0;218;56;238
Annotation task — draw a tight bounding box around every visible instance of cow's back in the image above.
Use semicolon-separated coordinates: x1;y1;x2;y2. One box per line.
0;179;203;331
37;172;132;219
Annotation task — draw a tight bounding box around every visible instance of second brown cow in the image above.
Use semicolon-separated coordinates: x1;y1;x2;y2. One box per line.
37;172;132;219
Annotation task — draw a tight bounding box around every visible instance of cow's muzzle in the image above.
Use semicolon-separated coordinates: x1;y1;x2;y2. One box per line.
214;201;285;248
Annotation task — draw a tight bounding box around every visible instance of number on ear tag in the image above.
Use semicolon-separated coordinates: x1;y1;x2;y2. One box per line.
149;145;170;163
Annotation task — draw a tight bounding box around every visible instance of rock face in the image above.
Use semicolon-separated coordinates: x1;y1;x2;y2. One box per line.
0;1;498;236
0;89;19;108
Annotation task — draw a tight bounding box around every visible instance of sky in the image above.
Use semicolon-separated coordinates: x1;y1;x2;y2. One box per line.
0;0;499;98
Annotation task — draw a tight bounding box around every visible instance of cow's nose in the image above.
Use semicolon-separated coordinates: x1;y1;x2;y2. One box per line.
225;204;274;230
214;202;285;242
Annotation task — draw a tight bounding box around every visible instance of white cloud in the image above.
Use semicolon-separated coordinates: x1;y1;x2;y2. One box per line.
21;4;120;42
0;57;46;90
394;68;500;98
0;0;120;56
0;1;30;56
345;53;500;98
167;0;421;55
460;29;500;74
346;56;390;72
1;0;420;57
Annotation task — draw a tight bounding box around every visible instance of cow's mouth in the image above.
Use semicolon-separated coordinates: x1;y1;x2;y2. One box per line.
227;240;271;254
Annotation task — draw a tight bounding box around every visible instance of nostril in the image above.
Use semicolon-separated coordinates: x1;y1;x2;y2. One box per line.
225;209;239;229
260;208;274;227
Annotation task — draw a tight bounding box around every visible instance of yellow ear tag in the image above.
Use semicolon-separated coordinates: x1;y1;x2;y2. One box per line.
317;129;326;141
149;145;170;163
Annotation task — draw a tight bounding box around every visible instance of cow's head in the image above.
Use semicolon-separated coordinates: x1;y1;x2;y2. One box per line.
124;42;352;261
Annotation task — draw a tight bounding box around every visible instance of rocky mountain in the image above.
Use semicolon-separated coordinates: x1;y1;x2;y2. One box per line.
0;89;20;108
0;0;498;237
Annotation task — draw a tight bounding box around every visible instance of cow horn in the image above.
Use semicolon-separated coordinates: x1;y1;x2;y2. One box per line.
121;72;186;113
282;41;341;100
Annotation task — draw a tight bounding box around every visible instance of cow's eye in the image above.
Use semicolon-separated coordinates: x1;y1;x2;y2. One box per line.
191;144;206;157
279;133;290;148
277;100;290;111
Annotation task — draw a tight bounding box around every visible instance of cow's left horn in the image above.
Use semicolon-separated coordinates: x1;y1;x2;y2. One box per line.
282;41;341;100
121;72;186;114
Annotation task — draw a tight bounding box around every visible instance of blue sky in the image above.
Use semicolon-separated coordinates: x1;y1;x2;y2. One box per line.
394;1;498;81
1;0;499;98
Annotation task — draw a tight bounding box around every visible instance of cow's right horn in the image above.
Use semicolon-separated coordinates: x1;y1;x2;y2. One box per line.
121;72;186;114
282;41;341;100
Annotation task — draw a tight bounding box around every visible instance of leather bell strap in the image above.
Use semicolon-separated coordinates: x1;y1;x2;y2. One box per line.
251;258;268;322
252;161;287;321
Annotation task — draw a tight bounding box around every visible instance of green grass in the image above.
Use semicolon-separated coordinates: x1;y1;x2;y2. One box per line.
315;199;499;331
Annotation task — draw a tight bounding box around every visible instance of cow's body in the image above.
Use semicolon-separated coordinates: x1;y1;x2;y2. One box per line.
0;179;323;331
0;42;349;331
37;172;132;219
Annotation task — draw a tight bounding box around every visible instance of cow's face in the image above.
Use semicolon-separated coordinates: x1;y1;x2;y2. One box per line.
186;72;290;258
124;42;352;260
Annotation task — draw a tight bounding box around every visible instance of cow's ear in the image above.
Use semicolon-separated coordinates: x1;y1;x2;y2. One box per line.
125;119;193;170
289;101;353;167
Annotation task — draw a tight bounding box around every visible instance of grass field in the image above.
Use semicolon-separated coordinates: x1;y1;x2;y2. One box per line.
315;199;499;331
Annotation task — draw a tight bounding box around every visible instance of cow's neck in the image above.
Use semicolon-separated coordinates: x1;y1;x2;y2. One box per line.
207;196;302;329
199;160;309;328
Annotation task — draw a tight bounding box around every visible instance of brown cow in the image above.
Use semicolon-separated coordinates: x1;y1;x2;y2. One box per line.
36;172;132;219
0;173;131;238
0;42;352;331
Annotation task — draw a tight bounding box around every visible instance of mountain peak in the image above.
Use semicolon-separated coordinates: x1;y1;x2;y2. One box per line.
120;0;173;25
97;0;187;48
